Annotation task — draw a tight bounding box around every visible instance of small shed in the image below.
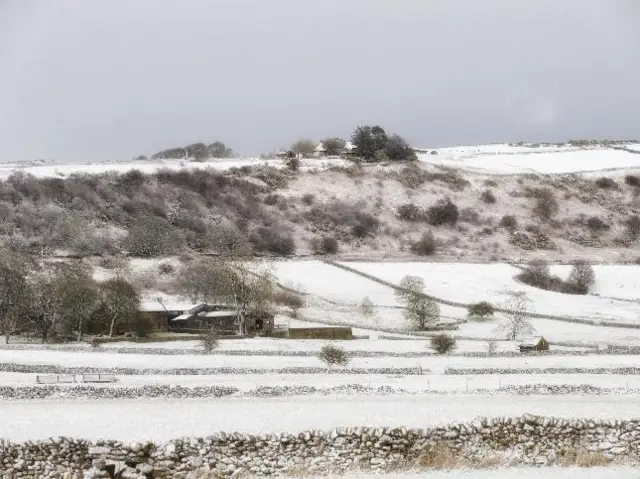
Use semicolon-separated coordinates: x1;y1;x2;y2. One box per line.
519;336;550;352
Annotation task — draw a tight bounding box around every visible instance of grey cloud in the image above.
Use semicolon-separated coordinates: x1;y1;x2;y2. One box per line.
0;0;639;162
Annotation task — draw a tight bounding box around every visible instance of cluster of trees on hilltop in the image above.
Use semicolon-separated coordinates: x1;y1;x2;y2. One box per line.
286;126;416;162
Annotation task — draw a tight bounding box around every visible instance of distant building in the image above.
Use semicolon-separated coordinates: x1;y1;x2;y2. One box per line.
519;336;550;352
313;143;327;158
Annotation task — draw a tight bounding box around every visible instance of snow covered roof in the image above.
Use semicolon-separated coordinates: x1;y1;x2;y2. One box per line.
139;300;195;312
314;143;326;152
344;142;356;151
171;313;192;321
519;336;545;347
198;310;237;318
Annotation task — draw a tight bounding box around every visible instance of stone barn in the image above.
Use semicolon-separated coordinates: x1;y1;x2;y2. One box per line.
519;336;550;352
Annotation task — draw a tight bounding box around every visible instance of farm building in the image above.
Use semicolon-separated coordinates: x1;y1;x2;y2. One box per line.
519;336;550;352
137;300;196;332
169;303;274;336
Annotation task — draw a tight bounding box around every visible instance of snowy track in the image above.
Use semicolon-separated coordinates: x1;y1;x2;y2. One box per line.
3;394;640;441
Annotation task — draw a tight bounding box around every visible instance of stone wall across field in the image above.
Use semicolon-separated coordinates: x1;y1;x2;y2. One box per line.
4;343;640;357
2;415;640;478
0;363;425;376
0;384;637;401
445;367;640;375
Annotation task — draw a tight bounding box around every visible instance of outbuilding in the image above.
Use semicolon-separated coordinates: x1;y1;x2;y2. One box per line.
519;336;550;352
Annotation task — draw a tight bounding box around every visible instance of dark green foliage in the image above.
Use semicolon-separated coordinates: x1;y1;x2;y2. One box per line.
385;134;417;162
207;141;234;158
351;125;388;161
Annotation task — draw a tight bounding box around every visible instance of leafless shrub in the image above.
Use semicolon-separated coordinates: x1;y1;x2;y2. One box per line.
396;163;426;189
483;179;498;187
318;344;349;367
358;296;376;319
249;226;296;256
625;174;640;188
626;215;640;242
397;203;424;222
410;231;437;256
430;334;456;354
568;260;595;294
459;207;480;225
304;200;379;239
585;215;610;232
532;188;559;221
425;169;470;191
158;262;175;275
480;189;496;204
201;327;219;353
263;194;281;206
301;193;315;205
311;236;338;255
498;215;518;230
595;176;617;189
427;198;459;226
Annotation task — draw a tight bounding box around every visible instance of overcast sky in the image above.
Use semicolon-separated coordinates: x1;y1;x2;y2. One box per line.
1;0;639;162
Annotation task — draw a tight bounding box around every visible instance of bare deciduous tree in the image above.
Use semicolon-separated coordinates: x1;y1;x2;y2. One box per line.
358;296;376;320
321;138;346;156
495;292;534;341
177;250;276;336
568;260;595;294
100;277;140;337
0;251;31;344
54;263;100;341
395;275;439;330
291;139;317;158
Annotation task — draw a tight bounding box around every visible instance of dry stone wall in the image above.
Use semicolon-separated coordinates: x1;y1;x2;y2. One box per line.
2;415;640;478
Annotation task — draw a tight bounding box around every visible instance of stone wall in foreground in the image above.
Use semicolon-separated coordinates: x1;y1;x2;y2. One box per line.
2;415;640;478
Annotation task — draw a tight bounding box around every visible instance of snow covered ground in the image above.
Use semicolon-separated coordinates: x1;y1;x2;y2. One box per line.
419;147;640;174
2;349;639;373
341;262;640;324
0;156;348;180
2;394;639;441
3;372;640;391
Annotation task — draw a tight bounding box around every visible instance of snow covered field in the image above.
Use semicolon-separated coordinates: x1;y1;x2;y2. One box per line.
4;372;640;392
2;349;640;373
2;394;639;441
341;262;640;324
419;147;640;174
0;156;349;180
